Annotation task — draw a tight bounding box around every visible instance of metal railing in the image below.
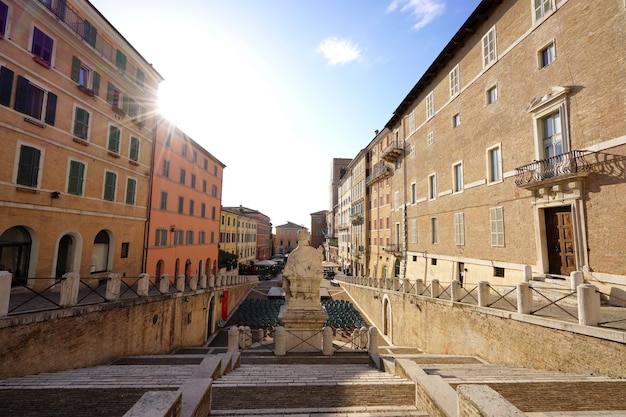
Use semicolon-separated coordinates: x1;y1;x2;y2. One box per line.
514;150;591;186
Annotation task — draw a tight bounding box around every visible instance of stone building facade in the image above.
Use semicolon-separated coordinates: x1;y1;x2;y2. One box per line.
0;0;161;284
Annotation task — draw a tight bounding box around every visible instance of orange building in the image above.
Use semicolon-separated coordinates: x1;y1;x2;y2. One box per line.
309;210;327;250
274;221;304;255
145;117;224;280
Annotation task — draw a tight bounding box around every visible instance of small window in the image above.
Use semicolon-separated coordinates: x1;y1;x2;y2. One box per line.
190;174;196;189
534;0;553;21
454;212;465;246
160;191;167;210
17;145;41;187
189;200;195;216
431;257;437;266
67;160;85;196
428;174;437;200
487;145;502;183
186;230;194;245
427;131;434;146
431;218;438;244
103;171;117;201
493;266;505;278
155;229;167;246
180;168;186;185
73;107;90;139
125;178;136;205
411;218;417;244
409;145;416;157
212;185;218;197
539;42;556;68
115;49;127;74
452;113;461;128
487;85;498;104
121;242;130;258
178;196;184;214
71;57;100;96
192;150;197;163
426;91;434;119
411;182;417;204
449;65;460;97
490;206;505;247
201;203;206;218
182;143;188;157
0;1;8;37
453;162;463;193
107;125;121;153
129;136;140;162
32;27;54;67
482;26;497;67
408;110;416;135
106;82;122;111
162;160;170;178
174;230;184;245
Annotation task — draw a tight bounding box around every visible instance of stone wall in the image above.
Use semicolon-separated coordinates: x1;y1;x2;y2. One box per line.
344;282;625;378
0;283;254;378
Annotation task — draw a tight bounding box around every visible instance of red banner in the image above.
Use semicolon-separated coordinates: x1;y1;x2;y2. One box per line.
221;290;228;321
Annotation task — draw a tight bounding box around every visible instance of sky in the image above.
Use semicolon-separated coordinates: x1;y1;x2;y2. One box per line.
89;0;482;230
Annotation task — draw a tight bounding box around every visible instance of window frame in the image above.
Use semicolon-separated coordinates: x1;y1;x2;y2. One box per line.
410;182;417;204
452;113;461;128
487;144;503;184
0;1;8;38
103;170;117;201
487;85;498;104
454;212;465;246
533;0;554;22
538;41;556;68
453;161;464;193
129;136;140;162
427;131;434;146
160;191;167;210
31;26;54;67
125;177;137;205
72;105;90;140
482;26;497;67
16;143;42;187
426;91;434;119
107;124;121;154
428;173;437;200
449;64;460;97
14;76;56;124
490;206;505;247
430;217;438;244
67;159;85;196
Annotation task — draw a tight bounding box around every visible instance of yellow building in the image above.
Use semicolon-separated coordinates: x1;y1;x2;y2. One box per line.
0;0;161;285
220;206;259;267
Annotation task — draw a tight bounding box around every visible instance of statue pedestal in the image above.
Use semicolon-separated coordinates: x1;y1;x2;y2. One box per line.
278;304;328;352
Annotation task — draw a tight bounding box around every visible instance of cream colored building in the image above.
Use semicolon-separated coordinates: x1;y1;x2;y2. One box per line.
348;150;367;277
337;170;351;274
359;0;626;292
0;0;161;284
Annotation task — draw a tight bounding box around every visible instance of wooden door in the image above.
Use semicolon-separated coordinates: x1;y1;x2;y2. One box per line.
545;207;576;275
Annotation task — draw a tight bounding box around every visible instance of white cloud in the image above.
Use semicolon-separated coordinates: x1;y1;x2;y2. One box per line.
386;0;446;30
316;37;362;66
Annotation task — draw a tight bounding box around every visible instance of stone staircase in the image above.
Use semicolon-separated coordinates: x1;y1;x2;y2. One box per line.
209;352;427;416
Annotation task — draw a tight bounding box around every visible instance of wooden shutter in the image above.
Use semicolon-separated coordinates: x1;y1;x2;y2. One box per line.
71;56;81;83
14;75;29;113
45;92;57;125
0;66;14;107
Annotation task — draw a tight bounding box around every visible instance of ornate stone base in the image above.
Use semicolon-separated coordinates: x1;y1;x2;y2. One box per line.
278;305;328;352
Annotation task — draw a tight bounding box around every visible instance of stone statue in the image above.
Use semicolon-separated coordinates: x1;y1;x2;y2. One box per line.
282;229;324;303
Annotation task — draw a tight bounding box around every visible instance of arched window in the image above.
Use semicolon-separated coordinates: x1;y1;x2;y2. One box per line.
91;230;110;273
0;226;32;285
155;260;164;279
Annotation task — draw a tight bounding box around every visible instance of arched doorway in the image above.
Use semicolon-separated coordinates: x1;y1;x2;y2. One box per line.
382;297;390;336
91;230;111;273
155;260;164;280
185;259;192;279
0;226;31;285
174;258;180;278
205;258;210;275
55;235;74;278
197;259;203;276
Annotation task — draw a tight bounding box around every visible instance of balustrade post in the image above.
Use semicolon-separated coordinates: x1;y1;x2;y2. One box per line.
368;327;379;355
274;326;286;356
570;271;583;292
415;279;424;295
478;281;490;307
199;274;207;289
60;272;80;307
105;273;121;302
394;278;402;292
517;282;532;314
175;274;186;292
322;326;334;356
578;284;601;326
159;274;170;293
189;274;198;291
523;265;533;282
239;326;252;349
137;273;150;296
227;326;240;353
451;280;462;302
431;279;442;299
208;274;215;288
359;326;369;349
403;278;411;293
0;271;12;317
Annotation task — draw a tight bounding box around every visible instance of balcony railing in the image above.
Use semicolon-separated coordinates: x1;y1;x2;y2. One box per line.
366;161;391;185
383;244;404;255
514;150;591;187
381;140;403;162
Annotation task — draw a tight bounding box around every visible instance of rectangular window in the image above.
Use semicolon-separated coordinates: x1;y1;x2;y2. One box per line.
411;182;417;204
202;179;207;193
534;0;553;21
408;110;416;134
482;26;497;67
125;178;136;205
186;230;194;245
540;110;563;158
70;57;100;95
427;131;434;146
129;136;140;162
487;85;498;104
121;242;129;258
449;64;460;97
192;150;197;163
82;19;97;47
431;217;438;244
494;266;505;278
14;76;57;124
428;174;437;200
198;231;206;244
103;171;116;201
107;125;120;153
67;160;85;196
115;49;127;74
210;231;215;243
453;113;461;128
17;145;41;187
488;145;502;183
539;42;556;68
190;174;196;189
178;196;184;214
189;200;195;216
426;91;434;119
204;158;208;170
211;206;216;220
32;27;54;67
155;229;167;246
490;206;505;247
73;107;90;139
454;213;465;246
212;185;218;197
393;191;400;210
162;160;170;178
106;82;122;112
180;168;186;185
411;218;417;244
160;191;167;210
201;203;206;218
182;143;188;157
453;162;463;193
136;69;144;89
0;1;8;37
174;230;184;246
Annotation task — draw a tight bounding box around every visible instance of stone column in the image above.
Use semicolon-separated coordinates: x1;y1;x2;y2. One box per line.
274;326;286;356
394;278;402;292
199;274;207;289
415;279;424;295
403;278;411;293
159;274;170;293
0;271;12;317
368;327;379;355
523;265;533;282
239;326;252;349
137;273;150;297
208;274;215;288
189;274;198;291
359;326;369;349
175;274;186;292
571;271;583;292
105;273;121;302
478;281;490;307
322;326;333;356
431;279;442;299
60;272;80;307
451;280;462;302
227;326;240;353
517;282;532;314
578;284;600;326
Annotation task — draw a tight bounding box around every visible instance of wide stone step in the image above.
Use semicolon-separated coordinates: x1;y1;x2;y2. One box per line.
209;405;428;416
211;364;416;410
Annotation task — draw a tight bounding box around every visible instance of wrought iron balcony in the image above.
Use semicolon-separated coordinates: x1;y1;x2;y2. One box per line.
381;140;403;162
383;244;404;256
350;214;364;225
366;161;391;185
514;150;591;188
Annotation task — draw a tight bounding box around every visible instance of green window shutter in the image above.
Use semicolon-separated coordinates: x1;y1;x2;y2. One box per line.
108;126;120;152
45;92;57;125
125;178;136;204
122;95;129;114
73;107;89;139
17;145;40;187
68;160;85;195
92;72;100;96
14;75;29;113
115;50;126;73
106;82;114;105
71;56;81;83
129;137;139;161
136;69;144;88
0;66;14;107
83;19;97;47
104;172;116;201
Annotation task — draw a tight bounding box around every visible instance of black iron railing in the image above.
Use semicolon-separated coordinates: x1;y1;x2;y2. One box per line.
515;150;590;186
